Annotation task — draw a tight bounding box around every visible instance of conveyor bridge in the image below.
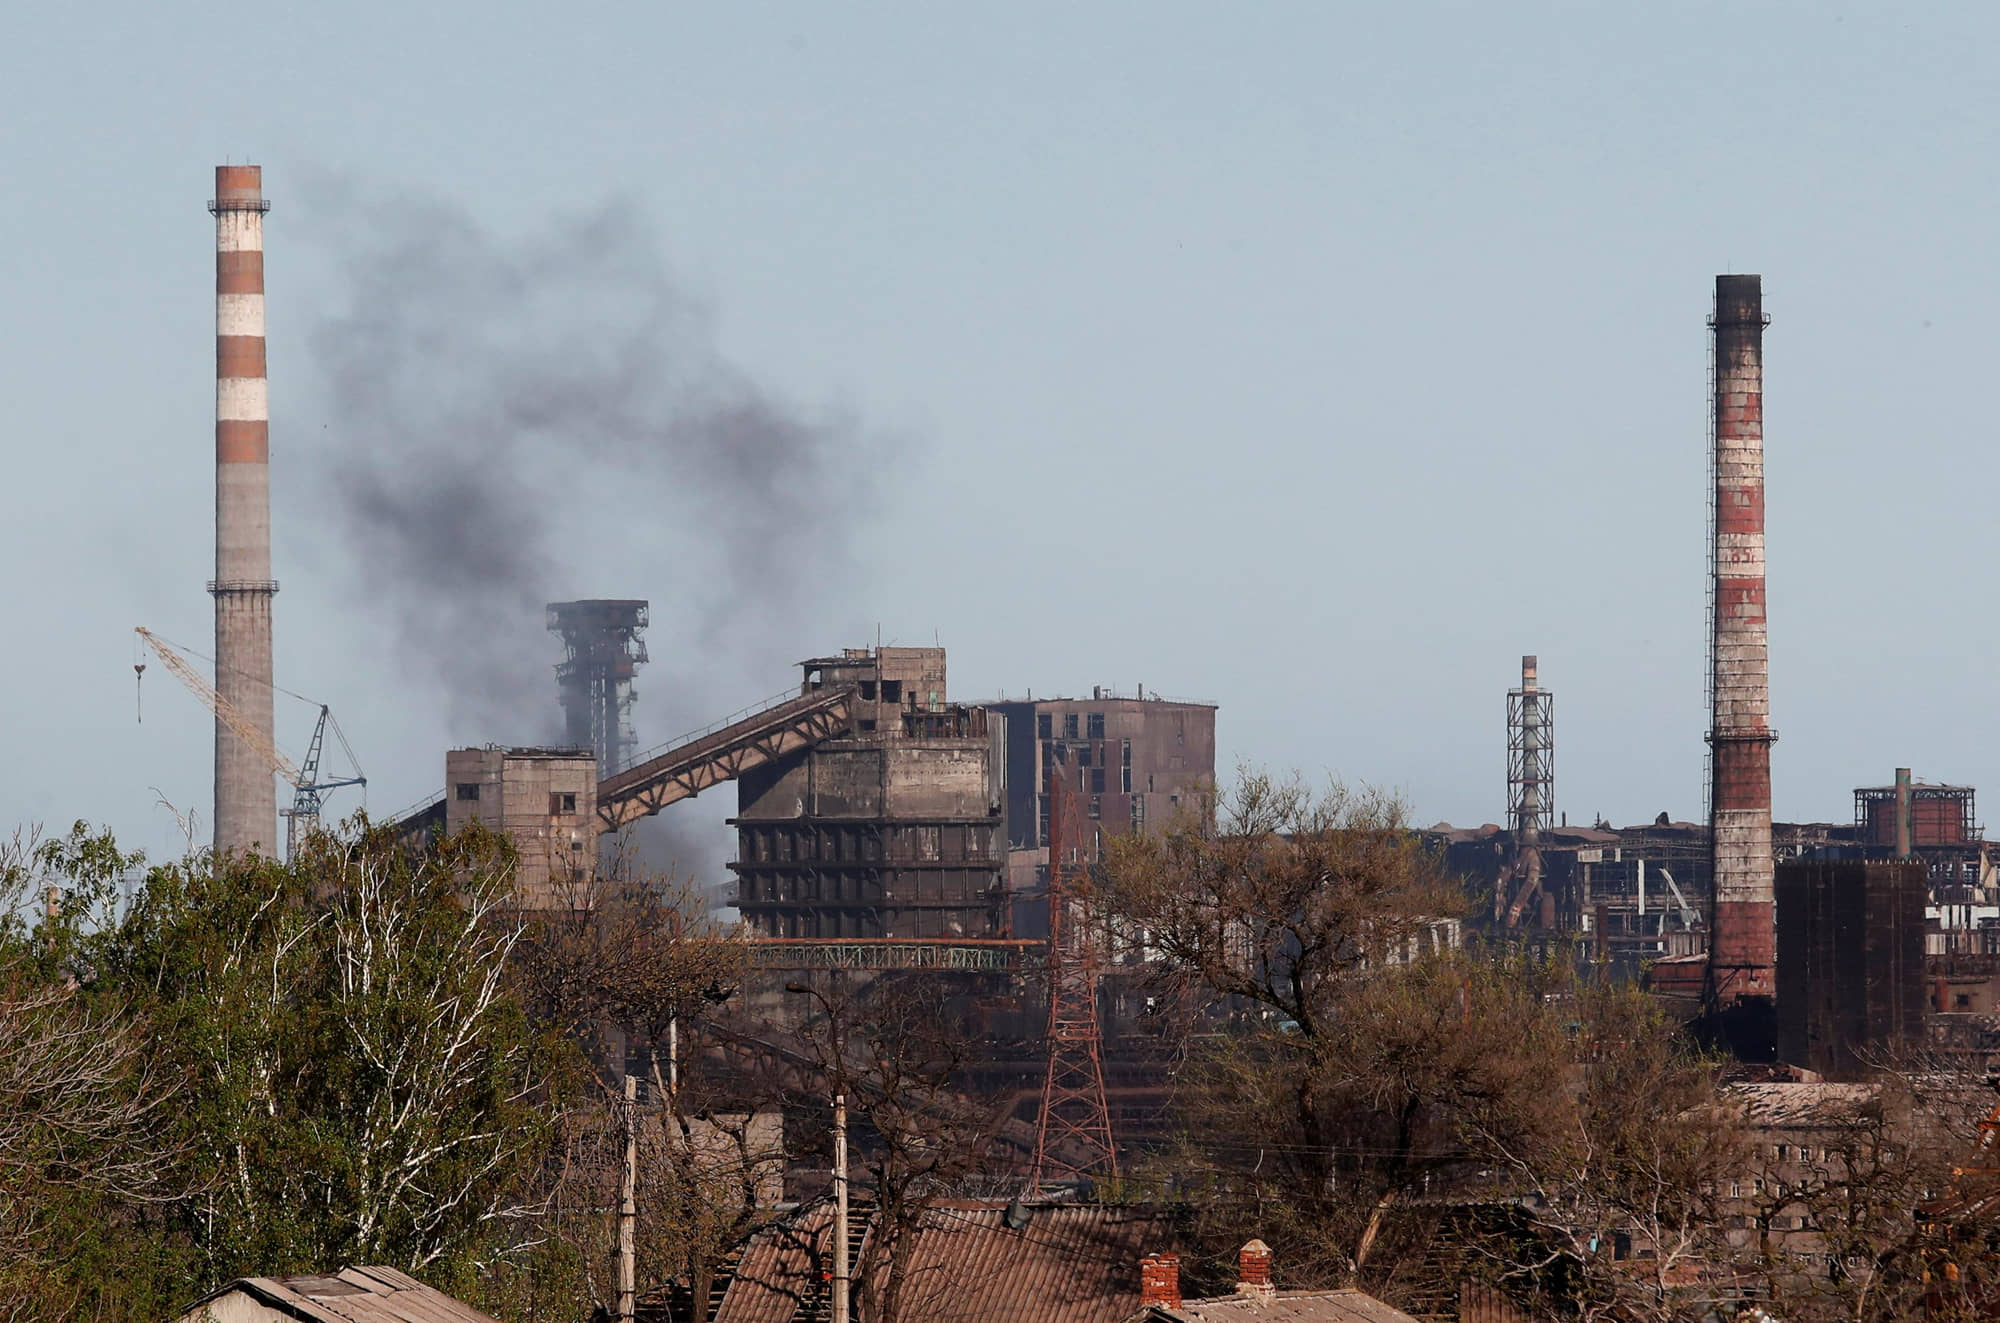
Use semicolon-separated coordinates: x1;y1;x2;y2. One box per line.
594;686;856;832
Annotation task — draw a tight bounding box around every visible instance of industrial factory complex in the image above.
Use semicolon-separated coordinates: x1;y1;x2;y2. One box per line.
179;163;1999;1094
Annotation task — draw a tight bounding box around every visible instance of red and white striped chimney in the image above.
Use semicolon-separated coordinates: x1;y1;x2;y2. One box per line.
211;165;279;855
1707;274;1775;1005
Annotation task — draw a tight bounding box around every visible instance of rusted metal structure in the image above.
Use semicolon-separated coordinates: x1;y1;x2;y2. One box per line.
1856;771;1978;852
1030;753;1118;1187
1775;860;1926;1077
596;685;856;831
1707;274;1778;1009
1500;654;1554;927
210;165;280;855
547;599;649;772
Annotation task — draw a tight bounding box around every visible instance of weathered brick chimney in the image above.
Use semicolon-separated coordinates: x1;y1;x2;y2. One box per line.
1140;1252;1181;1309
1236;1239;1275;1302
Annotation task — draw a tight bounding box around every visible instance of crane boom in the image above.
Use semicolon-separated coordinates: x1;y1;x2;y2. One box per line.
135;627;299;785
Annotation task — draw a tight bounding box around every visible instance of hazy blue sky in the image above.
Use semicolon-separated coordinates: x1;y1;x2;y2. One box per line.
5;3;1997;870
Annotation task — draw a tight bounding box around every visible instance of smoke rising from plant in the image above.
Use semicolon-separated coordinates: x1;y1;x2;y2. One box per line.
300;191;878;880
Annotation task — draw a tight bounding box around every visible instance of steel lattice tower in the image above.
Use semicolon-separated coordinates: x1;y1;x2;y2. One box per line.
1500;655;1554;926
547;600;649;771
1030;752;1118;1188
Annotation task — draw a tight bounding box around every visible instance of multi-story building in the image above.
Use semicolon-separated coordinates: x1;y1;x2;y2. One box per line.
987;690;1217;890
729;647;1009;941
444;746;599;905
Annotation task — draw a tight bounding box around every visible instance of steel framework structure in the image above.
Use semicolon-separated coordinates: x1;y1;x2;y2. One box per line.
748;938;1042;971
1030;755;1118;1187
1501;655;1554;926
548;600;650;772
596;687;855;831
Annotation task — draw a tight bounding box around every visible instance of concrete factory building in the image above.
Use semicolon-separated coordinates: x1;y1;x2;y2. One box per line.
730;648;1011;941
987;691;1217;897
445;747;599;905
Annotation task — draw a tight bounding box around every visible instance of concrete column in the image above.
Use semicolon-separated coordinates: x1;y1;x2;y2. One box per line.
211;165;279;855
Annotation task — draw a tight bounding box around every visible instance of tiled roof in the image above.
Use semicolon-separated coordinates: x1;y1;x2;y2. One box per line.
176;1266;501;1323
1143;1290;1420;1323
716;1200;1183;1323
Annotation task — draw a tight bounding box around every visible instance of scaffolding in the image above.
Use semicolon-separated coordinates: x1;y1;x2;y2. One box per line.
547;600;649;772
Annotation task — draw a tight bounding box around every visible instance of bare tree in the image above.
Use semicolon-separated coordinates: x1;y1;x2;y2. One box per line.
762;975;1010;1323
1103;774;1557;1286
1467;986;1746;1323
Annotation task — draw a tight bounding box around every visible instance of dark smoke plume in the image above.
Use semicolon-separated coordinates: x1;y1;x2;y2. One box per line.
301;191;877;881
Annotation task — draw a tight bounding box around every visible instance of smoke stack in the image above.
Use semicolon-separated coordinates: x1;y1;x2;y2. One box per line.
1707;274;1776;1006
210;166;279;854
1895;767;1913;859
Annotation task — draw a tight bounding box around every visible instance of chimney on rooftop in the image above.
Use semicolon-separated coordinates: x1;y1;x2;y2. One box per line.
1236;1240;1275;1303
1139;1252;1181;1310
1895;767;1914;860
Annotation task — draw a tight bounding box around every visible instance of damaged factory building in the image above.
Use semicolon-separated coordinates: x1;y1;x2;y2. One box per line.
730;648;1010;942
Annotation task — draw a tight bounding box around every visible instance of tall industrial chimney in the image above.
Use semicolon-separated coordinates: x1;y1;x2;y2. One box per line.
211;166;279;854
1707;274;1776;1007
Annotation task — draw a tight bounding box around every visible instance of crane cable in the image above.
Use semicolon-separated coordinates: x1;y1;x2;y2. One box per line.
132;627;366;787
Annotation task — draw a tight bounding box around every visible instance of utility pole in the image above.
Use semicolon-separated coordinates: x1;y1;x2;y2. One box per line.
833;1093;850;1323
619;1072;637;1323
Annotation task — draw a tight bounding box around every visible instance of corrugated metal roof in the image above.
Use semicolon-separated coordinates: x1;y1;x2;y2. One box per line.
176;1266;503;1323
1148;1290;1420;1323
716;1201;1183;1323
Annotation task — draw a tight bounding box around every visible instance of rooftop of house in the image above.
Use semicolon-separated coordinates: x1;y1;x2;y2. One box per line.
1136;1290;1420;1323
175;1266;499;1323
714;1199;1185;1323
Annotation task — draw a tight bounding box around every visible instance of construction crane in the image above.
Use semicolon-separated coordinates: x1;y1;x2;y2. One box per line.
285;705;366;857
134;628;365;857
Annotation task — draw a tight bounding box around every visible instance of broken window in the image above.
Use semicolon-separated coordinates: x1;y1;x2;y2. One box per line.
1121;738;1132;766
1077;744;1092;768
1086;713;1105;740
1122;766;1132;794
1131;794;1146;829
1063;713;1079;739
455;783;480;802
1091;767;1106;794
550;791;578;814
882;679;903;704
1089;795;1102;820
860;680;878;701
1037;713;1053;740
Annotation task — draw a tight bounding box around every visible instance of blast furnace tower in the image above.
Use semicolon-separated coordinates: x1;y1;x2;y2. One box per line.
211;166;279;855
547;599;649;771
